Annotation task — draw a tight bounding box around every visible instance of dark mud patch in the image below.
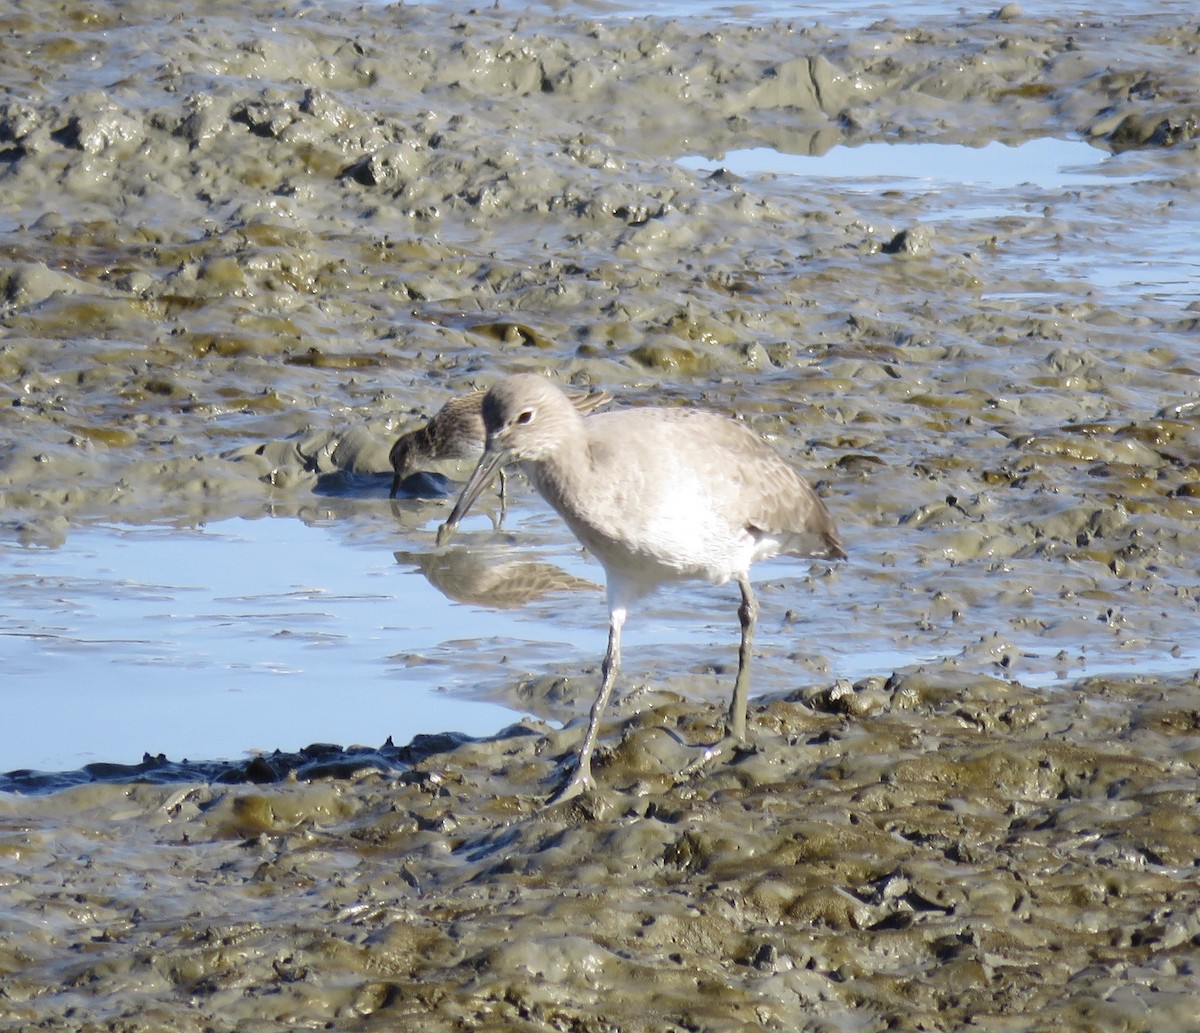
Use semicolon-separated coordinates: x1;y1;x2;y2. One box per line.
0;731;487;794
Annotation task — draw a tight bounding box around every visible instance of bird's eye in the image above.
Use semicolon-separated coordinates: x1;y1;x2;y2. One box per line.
515;409;534;425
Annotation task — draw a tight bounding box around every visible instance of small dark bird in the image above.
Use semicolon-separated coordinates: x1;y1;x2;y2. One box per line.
390;387;610;503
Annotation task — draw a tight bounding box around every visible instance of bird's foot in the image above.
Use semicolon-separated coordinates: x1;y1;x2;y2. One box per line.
546;766;593;806
675;735;755;784
675;739;729;782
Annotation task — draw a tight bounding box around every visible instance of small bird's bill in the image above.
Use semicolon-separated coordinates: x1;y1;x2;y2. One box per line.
435;448;506;546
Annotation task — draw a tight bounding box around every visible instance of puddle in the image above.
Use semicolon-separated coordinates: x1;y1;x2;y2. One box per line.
0;518;543;773
511;0;1184;27
4;498;1196;779
679;138;1112;191
681;137;1199;308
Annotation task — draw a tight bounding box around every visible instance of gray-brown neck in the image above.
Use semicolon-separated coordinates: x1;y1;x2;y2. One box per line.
519;405;594;519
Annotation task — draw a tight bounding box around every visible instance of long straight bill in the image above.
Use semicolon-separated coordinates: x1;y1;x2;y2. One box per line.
435;447;507;546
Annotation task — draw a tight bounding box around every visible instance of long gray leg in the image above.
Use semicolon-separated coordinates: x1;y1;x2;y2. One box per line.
676;575;757;785
550;605;624;803
727;573;757;742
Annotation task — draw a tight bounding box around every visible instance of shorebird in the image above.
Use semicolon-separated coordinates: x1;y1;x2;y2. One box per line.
390;387;610;503
437;374;845;802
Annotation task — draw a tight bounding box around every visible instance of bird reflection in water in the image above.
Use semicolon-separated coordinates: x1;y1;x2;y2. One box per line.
396;546;600;611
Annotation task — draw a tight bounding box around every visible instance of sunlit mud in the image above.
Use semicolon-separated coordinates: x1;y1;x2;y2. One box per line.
2;0;1199;1028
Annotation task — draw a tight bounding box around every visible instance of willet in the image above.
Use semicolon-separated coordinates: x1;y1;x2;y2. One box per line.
437;374;845;801
390;387;610;503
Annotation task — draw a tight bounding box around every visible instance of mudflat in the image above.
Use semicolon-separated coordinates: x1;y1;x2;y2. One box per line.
2;0;1199;1028
4;668;1200;1030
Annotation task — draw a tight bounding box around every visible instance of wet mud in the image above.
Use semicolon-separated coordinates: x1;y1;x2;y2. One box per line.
3;0;1200;1028
4;670;1200;1031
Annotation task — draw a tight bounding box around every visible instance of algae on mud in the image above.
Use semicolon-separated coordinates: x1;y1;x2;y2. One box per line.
2;0;1200;1029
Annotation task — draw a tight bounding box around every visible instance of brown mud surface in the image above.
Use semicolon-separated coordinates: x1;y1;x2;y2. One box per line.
2;0;1200;1028
4;670;1200;1031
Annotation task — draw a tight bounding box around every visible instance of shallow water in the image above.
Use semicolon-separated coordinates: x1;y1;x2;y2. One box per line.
5;485;1195;777
1;517;527;771
678;137;1111;189
524;0;1200;27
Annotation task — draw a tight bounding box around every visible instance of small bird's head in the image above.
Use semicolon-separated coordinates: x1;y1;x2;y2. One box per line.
388;431;417;499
